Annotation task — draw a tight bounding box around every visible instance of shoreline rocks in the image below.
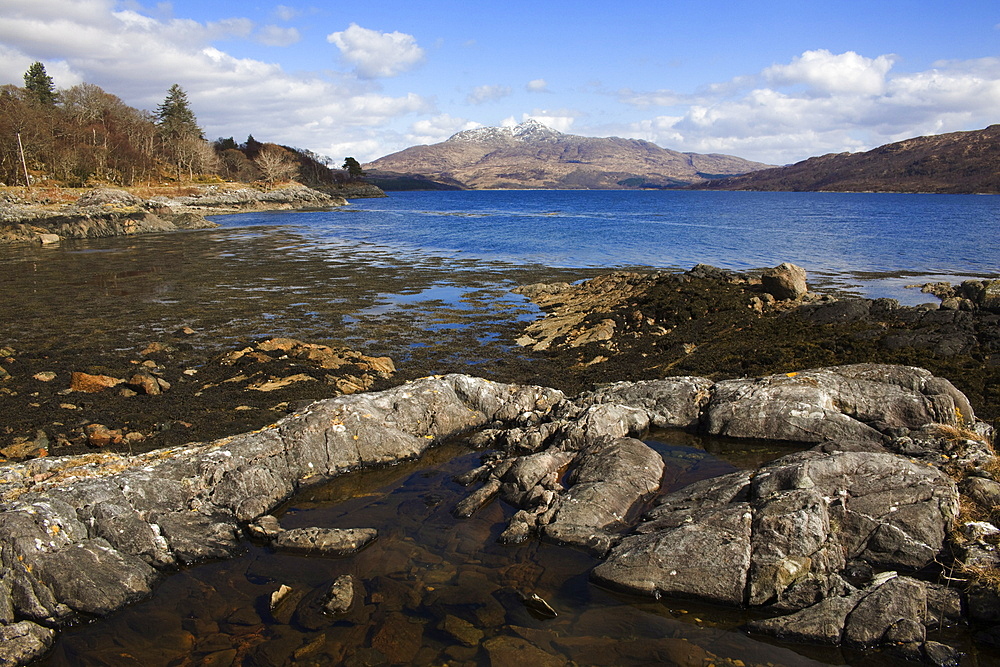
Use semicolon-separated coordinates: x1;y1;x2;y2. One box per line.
0;184;351;244
451;363;995;660
0;358;997;663
0;374;564;664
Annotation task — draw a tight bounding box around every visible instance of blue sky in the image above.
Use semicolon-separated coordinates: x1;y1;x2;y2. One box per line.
2;0;999;164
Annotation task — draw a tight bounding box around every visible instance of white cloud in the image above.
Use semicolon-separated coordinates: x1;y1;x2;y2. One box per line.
257;25;300;47
407;114;481;145
467;84;512;104
522;110;579;133
615;50;1000;164
274;5;299;22
327;23;425;78
527;78;549;93
0;3;431;162
763;49;895;96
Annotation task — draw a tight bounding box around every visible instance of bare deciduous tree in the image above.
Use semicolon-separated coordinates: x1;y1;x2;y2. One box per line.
254;144;298;187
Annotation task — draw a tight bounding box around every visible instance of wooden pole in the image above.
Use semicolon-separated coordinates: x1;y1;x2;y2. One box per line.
16;132;30;188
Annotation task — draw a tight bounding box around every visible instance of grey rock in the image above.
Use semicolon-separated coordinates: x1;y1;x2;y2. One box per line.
150;511;241;564
923;641;962;667
272;527;377;556
592;502;752;605
322;574;355;614
705;364;971;445
579;376;713;429
843;576;927;647
746;590;865;644
85;502;174;567
0;621;56;666
761;262;808;300
596;448;957;615
541;437;664;555
962;476;1000;508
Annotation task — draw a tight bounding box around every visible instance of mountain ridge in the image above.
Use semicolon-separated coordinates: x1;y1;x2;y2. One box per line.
364;121;772;190
698;124;1000;194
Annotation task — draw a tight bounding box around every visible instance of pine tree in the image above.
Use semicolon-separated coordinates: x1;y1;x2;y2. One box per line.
155;84;202;139
342;157;365;179
23;62;57;105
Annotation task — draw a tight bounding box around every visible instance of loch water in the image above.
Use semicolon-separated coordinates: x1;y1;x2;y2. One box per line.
215;189;1000;304
13;190;999;665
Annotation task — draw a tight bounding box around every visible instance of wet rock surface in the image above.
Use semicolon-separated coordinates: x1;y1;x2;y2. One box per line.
513;264;1000;424
0;374;564;664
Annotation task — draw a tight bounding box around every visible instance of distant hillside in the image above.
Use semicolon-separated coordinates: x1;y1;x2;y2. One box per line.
364;120;771;190
700;125;1000;194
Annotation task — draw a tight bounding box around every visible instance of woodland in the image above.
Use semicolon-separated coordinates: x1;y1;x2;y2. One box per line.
2;62;356;190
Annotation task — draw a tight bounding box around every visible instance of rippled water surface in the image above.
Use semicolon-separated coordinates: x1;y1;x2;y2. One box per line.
215;190;1000;304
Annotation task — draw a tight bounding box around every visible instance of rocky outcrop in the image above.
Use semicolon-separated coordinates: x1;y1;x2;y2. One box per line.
0;365;994;663
0;184;347;244
0;375;563;663
451;364;994;659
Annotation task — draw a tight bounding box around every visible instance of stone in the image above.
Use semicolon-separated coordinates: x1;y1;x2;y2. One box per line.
85;424;123;448
246;514;284;539
541;436;664;555
272;527;378;556
592;502;752;605
439;614;484;647
70;371;123;393
843;576;927;647
962;476;1000;509
761;262;808;300
579;376;713;429
128;371;163;395
0;621;56;665
704;364;968;444
322;574;354;614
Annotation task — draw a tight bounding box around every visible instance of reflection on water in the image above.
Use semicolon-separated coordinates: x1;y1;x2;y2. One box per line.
44;433;846;667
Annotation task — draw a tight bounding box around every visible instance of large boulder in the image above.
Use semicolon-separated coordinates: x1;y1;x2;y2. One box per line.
704;364;974;444
761;262;808;300
593;449;959;609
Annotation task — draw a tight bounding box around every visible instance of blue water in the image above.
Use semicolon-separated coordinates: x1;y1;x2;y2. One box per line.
214;190;999;304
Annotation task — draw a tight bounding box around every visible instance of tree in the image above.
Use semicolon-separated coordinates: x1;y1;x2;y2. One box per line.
23;62;56;105
155;84;202;139
255;144;298;187
342;156;365;179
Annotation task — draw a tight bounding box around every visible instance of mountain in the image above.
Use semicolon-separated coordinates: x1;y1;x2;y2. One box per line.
363;120;771;190
699;125;1000;194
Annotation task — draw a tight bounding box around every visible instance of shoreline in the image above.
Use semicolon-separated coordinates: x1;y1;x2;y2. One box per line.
0;182;386;245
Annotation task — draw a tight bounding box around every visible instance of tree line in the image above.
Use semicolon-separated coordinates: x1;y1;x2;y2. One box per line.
2;62;365;189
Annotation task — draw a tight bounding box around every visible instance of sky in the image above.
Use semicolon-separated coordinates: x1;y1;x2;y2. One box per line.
2;0;1000;165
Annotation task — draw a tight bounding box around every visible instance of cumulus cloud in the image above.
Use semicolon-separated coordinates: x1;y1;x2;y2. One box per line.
257;25;300;47
274;5;299;21
0;3;431;161
407;114;481;145
467;84;512;104
520;111;579;133
764;49;895;96
526;78;549;93
327;23;425;78
616;49;1000;164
